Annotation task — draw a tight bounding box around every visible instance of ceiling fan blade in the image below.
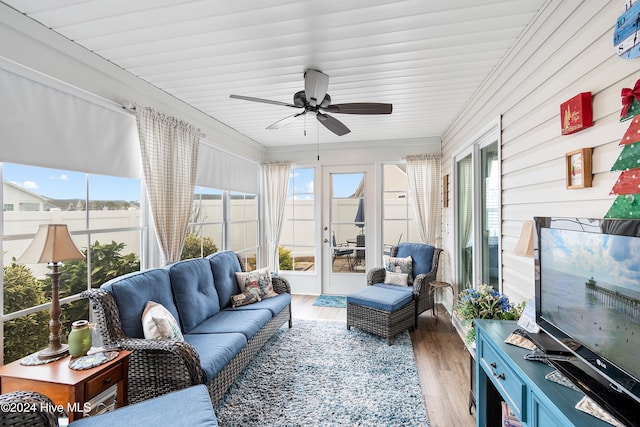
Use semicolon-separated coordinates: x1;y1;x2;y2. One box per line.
230;94;298;108
304;69;329;107
316;112;350;136
323;103;393;114
266;112;306;129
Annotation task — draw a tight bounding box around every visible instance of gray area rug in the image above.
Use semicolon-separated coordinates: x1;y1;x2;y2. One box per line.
214;319;430;426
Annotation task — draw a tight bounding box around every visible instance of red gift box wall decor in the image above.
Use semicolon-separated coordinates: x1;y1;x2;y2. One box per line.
560;92;593;135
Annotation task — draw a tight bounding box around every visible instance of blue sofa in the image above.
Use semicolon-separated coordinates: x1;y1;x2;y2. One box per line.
84;251;292;405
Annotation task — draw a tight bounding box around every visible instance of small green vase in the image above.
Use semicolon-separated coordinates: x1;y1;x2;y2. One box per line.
68;320;92;357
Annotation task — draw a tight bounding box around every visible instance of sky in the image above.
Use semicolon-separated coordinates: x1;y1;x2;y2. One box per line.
542;227;640;293
4;163;363;202
3;163;140;202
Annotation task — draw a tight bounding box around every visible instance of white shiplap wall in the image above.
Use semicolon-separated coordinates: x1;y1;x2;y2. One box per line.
441;0;640;303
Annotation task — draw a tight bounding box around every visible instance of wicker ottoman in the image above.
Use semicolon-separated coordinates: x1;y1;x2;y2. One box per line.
346;286;416;345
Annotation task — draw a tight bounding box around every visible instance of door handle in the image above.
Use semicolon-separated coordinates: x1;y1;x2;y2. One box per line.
323;239;329;243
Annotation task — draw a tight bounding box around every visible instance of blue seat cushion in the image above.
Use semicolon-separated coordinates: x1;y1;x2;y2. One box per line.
207;251;242;309
188;309;272;340
373;283;414;295
168;258;220;333
69;385;217;427
347;286;414;312
225;292;291;316
396;243;435;278
183;332;247;382
101;269;179;339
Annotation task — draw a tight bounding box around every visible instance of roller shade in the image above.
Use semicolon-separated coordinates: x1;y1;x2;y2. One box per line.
197;141;259;194
0;60;140;178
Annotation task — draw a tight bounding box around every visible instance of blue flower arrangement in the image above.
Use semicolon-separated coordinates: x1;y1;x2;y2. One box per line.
454;284;524;345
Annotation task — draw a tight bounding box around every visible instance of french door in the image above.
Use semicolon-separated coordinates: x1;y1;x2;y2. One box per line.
321;165;373;295
455;119;501;292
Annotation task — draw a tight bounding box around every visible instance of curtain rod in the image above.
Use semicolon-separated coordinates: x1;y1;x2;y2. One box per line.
122;102;207;138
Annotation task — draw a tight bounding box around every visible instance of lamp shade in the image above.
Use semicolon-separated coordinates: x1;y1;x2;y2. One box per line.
514;221;534;257
18;224;84;264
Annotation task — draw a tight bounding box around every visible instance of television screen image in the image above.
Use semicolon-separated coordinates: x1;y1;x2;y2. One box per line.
539;226;640;383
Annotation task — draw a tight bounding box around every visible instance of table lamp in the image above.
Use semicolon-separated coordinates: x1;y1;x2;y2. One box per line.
18;224;85;359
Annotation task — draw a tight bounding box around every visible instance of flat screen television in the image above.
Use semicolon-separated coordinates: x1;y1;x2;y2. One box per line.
534;217;640;426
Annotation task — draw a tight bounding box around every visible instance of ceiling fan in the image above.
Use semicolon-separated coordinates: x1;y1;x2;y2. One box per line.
230;69;392;136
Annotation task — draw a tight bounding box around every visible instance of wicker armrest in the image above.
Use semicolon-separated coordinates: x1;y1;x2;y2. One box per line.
82;288;126;347
366;267;386;285
117;338;204;385
0;391;61;427
272;275;291;294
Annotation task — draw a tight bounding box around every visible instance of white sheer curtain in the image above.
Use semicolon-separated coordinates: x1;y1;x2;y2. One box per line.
263;161;291;272
136;106;201;264
405;154;441;245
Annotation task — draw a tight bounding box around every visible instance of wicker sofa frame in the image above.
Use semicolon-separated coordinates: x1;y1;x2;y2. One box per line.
83;255;292;405
0;391;60;427
366;244;442;326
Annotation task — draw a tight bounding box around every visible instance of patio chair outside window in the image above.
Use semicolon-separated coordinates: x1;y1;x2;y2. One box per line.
332;232;354;271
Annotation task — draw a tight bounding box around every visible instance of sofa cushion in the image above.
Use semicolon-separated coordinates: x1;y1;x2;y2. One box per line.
69;385;218;427
347;286;414;312
396;243;435;278
225;292;291;317
141;301;184;341
188;309;272;340
207;251;242;309
183;332;247;382
102;269;179;339
168;258;220;333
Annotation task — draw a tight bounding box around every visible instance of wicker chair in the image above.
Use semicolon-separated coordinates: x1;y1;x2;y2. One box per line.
366;243;442;325
0;391;60;427
82;254;291;405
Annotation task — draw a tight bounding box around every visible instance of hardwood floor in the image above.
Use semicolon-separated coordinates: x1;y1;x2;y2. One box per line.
291;295;476;427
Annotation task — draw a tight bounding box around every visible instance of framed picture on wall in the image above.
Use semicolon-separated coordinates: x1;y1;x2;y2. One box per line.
566;148;592;189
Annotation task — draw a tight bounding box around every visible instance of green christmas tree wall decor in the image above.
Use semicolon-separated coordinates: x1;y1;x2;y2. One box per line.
606;91;640;218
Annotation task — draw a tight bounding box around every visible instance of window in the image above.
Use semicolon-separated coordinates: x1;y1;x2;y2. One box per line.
1;163;142;364
382;164;418;253
280;167;315;272
3;204;13;211
182;186;224;260
229;191;258;270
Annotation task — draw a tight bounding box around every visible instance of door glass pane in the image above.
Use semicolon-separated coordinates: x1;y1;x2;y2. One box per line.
457;155;473;290
331;173;364;273
481;142;499;287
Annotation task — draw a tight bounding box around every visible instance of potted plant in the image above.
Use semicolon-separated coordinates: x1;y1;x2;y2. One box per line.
453;284;524;347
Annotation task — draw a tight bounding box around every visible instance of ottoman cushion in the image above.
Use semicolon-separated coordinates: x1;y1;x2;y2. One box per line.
347;286;413;311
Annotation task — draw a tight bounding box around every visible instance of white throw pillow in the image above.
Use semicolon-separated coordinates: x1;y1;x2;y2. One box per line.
141;301;184;341
385;271;409;286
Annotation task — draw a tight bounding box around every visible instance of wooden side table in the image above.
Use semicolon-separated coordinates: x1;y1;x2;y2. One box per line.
0;350;130;422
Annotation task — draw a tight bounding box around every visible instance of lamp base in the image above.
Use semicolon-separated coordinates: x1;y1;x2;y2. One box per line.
38;343;69;360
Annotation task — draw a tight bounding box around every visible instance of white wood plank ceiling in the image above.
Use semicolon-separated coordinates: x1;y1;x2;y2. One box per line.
2;0;545;147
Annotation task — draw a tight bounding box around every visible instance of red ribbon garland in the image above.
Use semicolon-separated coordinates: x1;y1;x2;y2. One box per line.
621;79;640;117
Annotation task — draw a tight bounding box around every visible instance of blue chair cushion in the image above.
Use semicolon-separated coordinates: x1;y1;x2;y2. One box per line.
183;332;247;382
396;243;435;278
168;258;220;333
69;385;217;427
188;309;272;340
101;269;179;339
224;292;291;317
207;251;242;309
347;286;413;312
